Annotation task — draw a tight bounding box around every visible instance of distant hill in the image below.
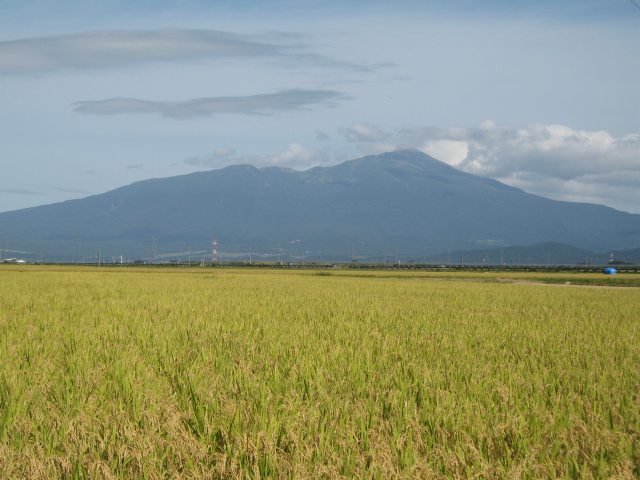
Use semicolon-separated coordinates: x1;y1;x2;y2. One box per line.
611;248;640;266
1;149;640;263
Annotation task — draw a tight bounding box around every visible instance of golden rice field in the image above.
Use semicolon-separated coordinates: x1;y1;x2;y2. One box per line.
0;265;639;479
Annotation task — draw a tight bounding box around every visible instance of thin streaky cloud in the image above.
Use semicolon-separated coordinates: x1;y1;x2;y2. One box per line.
0;188;45;196
0;28;383;76
0;29;281;75
269;52;396;73
73;89;348;118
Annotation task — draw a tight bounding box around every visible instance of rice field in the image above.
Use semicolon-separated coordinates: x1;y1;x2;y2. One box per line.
0;265;638;479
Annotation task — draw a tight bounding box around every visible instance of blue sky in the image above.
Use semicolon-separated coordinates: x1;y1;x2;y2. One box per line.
1;0;639;213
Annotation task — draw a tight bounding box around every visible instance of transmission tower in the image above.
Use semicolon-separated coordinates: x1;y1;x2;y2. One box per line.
212;236;217;263
75;238;83;263
151;236;157;264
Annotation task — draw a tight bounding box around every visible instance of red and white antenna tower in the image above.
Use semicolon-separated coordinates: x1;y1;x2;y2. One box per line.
212;236;218;263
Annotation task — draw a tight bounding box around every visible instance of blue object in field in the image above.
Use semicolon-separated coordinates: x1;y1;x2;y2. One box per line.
603;267;617;275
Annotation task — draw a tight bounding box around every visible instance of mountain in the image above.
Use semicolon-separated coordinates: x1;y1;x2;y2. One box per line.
2;150;640;263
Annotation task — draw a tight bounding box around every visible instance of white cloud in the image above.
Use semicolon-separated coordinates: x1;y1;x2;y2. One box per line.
421;139;468;166
451;123;640;182
184;143;335;171
264;143;318;168
341;122;390;143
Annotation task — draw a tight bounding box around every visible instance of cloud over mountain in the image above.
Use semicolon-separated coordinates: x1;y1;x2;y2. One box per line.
341;121;640;213
185;143;336;170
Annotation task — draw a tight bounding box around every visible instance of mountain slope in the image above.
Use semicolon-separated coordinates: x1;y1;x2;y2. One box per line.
1;150;639;261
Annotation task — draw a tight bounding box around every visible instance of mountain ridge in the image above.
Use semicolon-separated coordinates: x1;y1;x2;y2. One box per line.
1;149;639;262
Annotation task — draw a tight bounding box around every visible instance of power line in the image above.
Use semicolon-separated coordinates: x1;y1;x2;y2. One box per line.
629;0;640;11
